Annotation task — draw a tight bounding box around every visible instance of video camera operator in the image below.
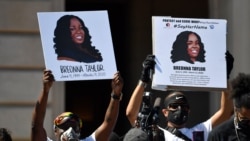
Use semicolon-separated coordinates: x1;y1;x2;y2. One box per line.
128;90;164;141
136;92;154;129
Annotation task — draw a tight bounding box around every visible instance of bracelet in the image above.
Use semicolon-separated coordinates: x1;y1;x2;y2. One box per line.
138;80;147;88
111;93;123;101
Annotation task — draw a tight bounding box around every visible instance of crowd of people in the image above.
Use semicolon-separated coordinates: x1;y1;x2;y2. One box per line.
2;50;250;141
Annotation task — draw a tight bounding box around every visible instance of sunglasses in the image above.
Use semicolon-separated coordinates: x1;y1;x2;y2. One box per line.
59;120;81;133
168;103;190;111
54;112;82;132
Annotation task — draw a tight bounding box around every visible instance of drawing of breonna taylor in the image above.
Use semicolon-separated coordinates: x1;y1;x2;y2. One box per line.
170;31;206;64
53;15;103;63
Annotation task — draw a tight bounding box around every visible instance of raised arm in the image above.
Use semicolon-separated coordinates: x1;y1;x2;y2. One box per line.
210;51;234;128
210;86;233;128
94;71;124;141
126;81;146;127
126;55;155;126
31;70;54;141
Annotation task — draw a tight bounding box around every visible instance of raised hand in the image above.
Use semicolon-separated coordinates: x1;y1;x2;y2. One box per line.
140;55;156;83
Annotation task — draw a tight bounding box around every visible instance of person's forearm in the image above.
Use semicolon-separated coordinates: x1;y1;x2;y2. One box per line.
220;88;233;117
32;89;49;127
126;81;145;126
211;82;233;128
95;94;120;141
31;89;49;141
104;97;120;129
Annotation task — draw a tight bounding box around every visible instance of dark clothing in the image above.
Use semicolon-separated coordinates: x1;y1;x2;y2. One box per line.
208;116;250;141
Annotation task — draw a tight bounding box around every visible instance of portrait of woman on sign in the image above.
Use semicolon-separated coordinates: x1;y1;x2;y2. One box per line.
53;15;103;63
170;31;206;64
38;11;117;81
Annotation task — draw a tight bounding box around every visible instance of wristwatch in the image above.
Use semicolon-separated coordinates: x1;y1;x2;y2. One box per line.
111;93;123;101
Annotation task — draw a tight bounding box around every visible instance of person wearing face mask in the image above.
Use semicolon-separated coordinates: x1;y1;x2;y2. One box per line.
208;73;250;141
53;112;82;141
162;92;190;128
31;70;123;141
126;52;234;141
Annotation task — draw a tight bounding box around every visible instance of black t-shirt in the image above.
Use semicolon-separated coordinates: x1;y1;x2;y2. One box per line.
208;116;250;141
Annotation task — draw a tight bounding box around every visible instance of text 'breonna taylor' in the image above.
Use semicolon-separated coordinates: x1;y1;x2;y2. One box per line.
173;66;205;71
60;64;104;73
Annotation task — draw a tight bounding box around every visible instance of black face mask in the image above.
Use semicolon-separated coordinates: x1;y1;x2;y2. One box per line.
238;119;250;132
167;109;189;126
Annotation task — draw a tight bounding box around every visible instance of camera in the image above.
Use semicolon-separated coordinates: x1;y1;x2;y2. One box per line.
137;92;152;130
136;92;163;141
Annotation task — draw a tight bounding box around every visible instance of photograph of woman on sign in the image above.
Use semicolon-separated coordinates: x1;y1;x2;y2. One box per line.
53;15;103;63
170;31;206;64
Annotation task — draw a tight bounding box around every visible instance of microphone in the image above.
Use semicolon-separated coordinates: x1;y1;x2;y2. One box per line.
153;97;161;111
145;97;161;126
152;97;161;124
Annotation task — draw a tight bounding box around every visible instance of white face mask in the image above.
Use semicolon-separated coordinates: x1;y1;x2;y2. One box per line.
60;127;80;141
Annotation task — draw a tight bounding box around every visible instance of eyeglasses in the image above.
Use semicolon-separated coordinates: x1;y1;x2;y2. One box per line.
168;103;189;111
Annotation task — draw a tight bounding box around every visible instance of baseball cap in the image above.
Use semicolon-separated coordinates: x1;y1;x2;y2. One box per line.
164;92;189;108
123;128;149;141
54;112;82;133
